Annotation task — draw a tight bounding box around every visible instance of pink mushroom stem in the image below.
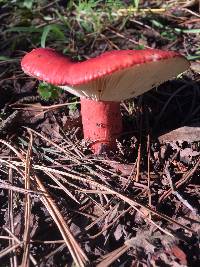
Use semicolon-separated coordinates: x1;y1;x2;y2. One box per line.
81;98;122;153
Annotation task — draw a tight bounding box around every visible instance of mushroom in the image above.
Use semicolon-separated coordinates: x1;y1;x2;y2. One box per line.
21;48;190;153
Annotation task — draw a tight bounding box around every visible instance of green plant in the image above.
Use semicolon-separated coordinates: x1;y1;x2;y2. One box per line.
73;0;124;34
74;0;102;33
132;0;140;9
40;24;65;47
21;0;34;9
68;96;79;113
0;111;6;120
38;82;63;101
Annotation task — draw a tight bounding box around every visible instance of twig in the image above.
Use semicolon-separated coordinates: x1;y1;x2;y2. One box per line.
3;227;38;266
0;111;20;135
96;244;129;267
8;167;18;267
106;27;151;49
31;165;194;234
117;7;166;16
21;131;33;267
135;144;141;182
0;244;21;260
164;162;199;216
34;174;89;267
159;156;200;202
89;206;132;239
41;243;66;263
147;134;152;219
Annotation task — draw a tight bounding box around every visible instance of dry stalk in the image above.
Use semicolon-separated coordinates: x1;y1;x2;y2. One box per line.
2;151;194;236
0;178;45;195
8;167;18;267
164;162;199;216
147;134;152;220
0;137;89;266
21;131;33;267
135;143;141;183
44;170;80;204
11;101;79;111
3;227;38;266
42;243;66;263
34;174;89;267
96;244;129;267
32;165;194;235
0;139;25;162
89;206;132;239
159;156;200;203
0;244;21;260
24;128;80;163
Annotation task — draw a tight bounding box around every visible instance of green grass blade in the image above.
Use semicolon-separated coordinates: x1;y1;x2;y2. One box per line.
41;24;65;48
6;26;42;33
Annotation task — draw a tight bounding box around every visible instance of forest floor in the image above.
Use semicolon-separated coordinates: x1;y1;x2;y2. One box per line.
0;1;200;266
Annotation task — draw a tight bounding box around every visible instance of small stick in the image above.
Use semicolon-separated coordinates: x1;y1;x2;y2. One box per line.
159;156;200;202
21;131;33;267
135;102;143;182
8;167;18;267
147;134;152;219
135;144;141;182
164;162;199;216
3;227;37;266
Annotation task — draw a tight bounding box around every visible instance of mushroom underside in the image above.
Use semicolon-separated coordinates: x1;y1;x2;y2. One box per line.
61;57;189;101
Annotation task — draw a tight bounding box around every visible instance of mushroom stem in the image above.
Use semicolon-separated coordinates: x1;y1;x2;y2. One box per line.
81;98;122;154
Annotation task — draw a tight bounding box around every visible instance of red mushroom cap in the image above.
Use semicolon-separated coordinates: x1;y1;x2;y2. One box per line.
21;48;190;101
